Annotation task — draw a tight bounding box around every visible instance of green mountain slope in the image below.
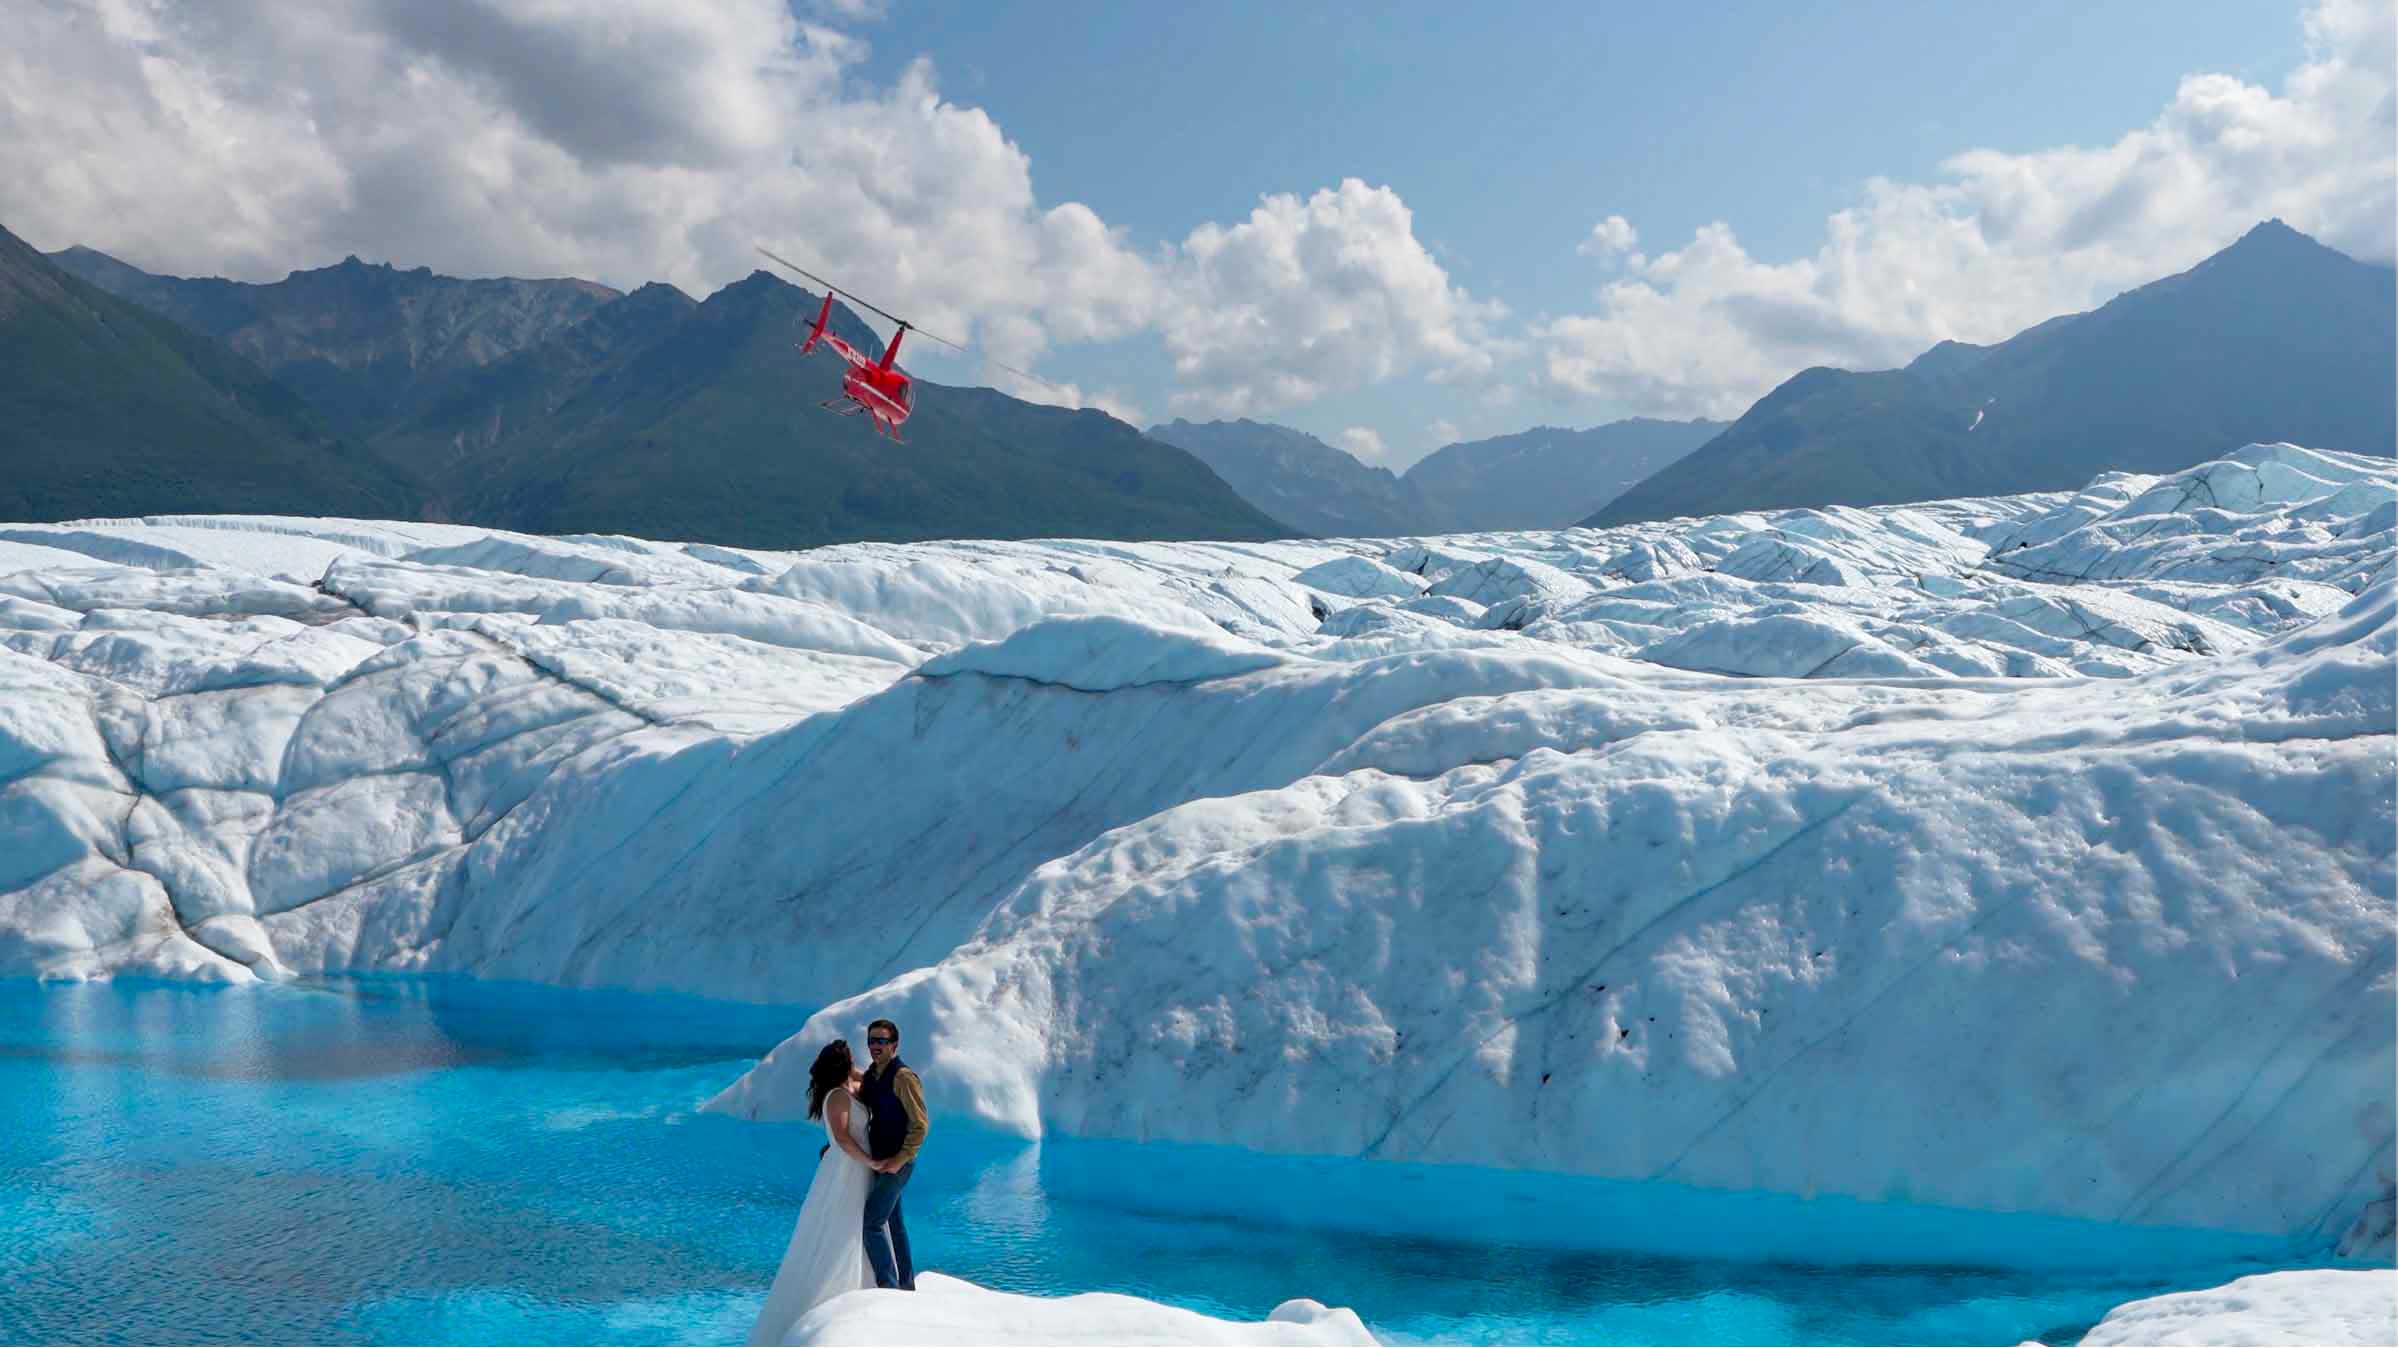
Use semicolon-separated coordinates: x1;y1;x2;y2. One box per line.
374;281;702;496
392;272;1289;547
20;241;1284;547
1588;221;2396;526
46;246;621;445
0;225;415;522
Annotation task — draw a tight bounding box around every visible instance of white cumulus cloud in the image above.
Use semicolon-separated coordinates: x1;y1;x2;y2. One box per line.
1577;215;1640;259
0;3;1499;422
1536;0;2397;418
1154;179;1507;416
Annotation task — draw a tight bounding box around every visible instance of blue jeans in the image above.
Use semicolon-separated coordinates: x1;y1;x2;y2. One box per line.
862;1161;915;1290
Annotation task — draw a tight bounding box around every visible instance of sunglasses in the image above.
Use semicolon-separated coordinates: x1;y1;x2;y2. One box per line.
867;1037;896;1046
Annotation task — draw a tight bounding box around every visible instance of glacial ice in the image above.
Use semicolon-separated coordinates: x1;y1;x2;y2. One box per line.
2076;1268;2396;1346
0;443;2390;1266
780;1273;1377;1346
1290;555;1425;600
915;615;1290;691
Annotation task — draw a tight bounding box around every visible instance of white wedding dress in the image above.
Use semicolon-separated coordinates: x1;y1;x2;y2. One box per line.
747;1092;877;1345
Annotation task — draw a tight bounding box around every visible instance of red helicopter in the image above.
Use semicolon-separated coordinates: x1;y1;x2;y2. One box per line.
756;246;1057;443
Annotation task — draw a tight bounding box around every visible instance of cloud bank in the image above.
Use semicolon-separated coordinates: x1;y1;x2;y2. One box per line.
0;1;1497;417
1;0;2387;428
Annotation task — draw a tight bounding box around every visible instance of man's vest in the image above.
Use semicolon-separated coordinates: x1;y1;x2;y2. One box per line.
860;1057;914;1162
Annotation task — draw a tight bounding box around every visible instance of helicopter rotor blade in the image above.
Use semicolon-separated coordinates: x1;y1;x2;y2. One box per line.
755;246;911;331
903;327;1076;396
755;244;1076;397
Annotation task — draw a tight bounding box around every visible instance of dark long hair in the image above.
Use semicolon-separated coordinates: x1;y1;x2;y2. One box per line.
806;1039;854;1120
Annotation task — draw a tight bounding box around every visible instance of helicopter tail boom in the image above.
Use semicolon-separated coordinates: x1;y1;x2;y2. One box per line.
797;291;833;356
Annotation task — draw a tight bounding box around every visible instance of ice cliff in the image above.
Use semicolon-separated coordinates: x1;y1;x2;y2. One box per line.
1;443;2390;1254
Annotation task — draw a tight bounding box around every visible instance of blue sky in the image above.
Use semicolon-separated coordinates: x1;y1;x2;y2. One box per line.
857;0;2313;460
855;0;2300;270
2;0;2386;469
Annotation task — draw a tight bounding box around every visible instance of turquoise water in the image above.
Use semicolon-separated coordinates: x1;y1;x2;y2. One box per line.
0;979;2309;1345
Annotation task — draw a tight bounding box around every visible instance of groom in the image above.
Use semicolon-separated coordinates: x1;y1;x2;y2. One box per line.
858;1017;927;1291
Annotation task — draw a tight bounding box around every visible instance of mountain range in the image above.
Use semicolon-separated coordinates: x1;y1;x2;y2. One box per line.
1147;415;1724;537
1159;226;2391;541
8;217;2390;547
1587;220;2395;526
1404;418;1727;531
45;245;621;436
0;225;416;522
361;269;1287;547
1142;419;1428;537
20;234;1286;547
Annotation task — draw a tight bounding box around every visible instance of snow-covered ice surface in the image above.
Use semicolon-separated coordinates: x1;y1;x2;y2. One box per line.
781;1273;1377;1346
2076;1268;2397;1345
2;443;2392;1265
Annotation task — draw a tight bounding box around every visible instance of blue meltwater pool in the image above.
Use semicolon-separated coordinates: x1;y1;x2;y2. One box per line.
0;979;2312;1345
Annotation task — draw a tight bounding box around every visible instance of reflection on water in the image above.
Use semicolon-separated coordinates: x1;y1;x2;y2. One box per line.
0;979;2311;1346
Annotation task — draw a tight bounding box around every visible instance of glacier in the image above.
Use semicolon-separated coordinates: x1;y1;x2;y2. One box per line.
1;443;2392;1288
781;1273;1375;1346
2075;1268;2397;1346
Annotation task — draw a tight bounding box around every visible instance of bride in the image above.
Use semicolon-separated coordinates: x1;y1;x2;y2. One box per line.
747;1040;879;1345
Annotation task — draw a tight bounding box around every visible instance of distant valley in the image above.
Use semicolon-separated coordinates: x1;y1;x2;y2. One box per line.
1162;222;2393;540
1147;416;1726;537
